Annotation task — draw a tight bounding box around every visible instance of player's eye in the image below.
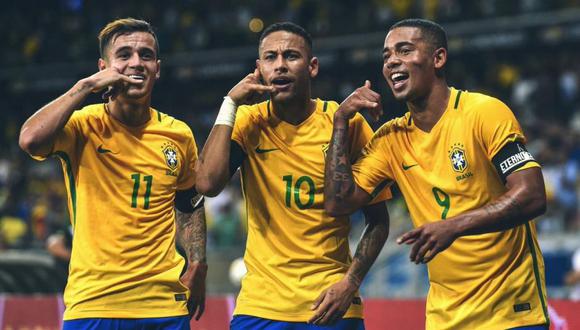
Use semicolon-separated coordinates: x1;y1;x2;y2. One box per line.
141;52;154;60
286;53;299;60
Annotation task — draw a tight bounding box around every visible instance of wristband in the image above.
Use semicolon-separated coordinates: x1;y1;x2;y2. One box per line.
215;96;238;127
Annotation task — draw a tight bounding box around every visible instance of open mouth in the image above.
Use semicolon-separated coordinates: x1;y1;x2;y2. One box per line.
271;77;293;90
128;74;145;81
390;72;409;89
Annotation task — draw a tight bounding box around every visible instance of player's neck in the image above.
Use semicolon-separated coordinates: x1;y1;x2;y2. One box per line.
408;82;450;133
272;97;316;126
106;99;151;127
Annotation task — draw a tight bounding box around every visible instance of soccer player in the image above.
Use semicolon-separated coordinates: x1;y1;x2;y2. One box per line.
19;18;206;329
195;22;390;329
324;19;549;330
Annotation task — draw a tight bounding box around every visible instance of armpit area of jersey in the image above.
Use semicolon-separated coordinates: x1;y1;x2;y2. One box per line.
175;186;204;212
491;141;536;182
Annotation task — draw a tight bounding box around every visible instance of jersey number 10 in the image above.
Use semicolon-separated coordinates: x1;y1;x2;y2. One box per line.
282;175;315;209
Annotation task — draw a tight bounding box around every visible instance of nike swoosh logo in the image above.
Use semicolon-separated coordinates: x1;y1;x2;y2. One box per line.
255;146;280;154
402;163;418;170
97;144;115;154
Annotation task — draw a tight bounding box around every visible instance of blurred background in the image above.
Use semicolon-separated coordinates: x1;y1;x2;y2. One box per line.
1;0;580;328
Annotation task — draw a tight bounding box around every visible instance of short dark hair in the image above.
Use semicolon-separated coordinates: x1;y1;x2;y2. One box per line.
259;22;313;56
389;18;447;51
98;18;159;59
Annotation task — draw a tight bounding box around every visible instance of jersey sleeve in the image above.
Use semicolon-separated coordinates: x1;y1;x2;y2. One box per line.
31;111;84;162
176;126;199;190
351;123;394;199
475;97;540;171
231;105;253;153
477;98;525;158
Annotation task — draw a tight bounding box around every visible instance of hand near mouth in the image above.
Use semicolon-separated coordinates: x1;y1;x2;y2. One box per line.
227;68;276;105
84;68;144;93
336;80;383;122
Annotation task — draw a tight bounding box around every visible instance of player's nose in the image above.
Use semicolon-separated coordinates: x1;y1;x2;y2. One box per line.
273;55;288;72
128;52;144;68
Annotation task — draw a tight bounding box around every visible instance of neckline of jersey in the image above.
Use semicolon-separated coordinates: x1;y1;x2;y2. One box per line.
408;87;458;135
267;98;322;128
103;103;155;131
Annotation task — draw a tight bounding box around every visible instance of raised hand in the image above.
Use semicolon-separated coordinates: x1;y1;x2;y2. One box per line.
336;80;383;122
227;68;276;105
81;68;144;100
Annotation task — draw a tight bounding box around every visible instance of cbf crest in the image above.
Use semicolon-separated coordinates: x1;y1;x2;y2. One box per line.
448;143;468;173
322;143;329;158
162;142;179;175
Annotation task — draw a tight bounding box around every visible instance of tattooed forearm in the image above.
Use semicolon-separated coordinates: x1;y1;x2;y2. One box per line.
176;205;207;263
191;206;207;262
325;122;355;203
483;195;522;220
458;192;533;236
69;84;89;98
460;195;525;235
347;208;389;288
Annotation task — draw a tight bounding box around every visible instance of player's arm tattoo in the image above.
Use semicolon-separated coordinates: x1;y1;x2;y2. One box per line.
483;195;522;221
176;205;207;263
69;84;89;98
456;168;546;236
347;204;389;287
460;193;525;235
325;122;355;203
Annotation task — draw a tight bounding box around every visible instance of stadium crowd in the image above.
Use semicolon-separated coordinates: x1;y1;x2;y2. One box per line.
3;0;576;66
0;3;579;302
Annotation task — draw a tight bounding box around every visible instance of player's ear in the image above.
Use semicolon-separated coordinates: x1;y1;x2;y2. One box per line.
155;59;161;80
98;58;107;71
309;56;319;79
433;47;447;70
255;59;265;83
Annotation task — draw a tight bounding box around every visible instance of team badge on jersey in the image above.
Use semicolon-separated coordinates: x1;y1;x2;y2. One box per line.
322;143;329;158
449;143;468;173
162;142;179;173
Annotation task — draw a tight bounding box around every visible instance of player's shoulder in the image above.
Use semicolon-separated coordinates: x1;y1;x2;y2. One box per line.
237;100;268;121
374;113;410;138
318;99;368;126
151;108;195;140
74;103;105;120
318;99;340;114
235;100;271;131
459;89;512;116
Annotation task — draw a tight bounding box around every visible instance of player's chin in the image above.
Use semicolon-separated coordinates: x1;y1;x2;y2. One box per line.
124;87;150;99
391;87;411;101
271;90;294;102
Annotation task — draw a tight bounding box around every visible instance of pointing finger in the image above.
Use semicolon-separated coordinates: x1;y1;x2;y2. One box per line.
397;229;420;244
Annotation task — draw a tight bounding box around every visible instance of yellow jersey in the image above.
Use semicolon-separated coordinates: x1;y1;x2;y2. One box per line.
231;99;390;321
30;104;198;320
352;88;548;329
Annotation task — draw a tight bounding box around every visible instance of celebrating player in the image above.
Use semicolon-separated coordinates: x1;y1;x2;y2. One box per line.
19;18;206;329
195;22;390;329
325;19;549;329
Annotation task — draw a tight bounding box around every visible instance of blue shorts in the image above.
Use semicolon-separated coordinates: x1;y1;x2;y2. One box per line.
63;316;190;330
230;315;365;330
508;325;549;330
